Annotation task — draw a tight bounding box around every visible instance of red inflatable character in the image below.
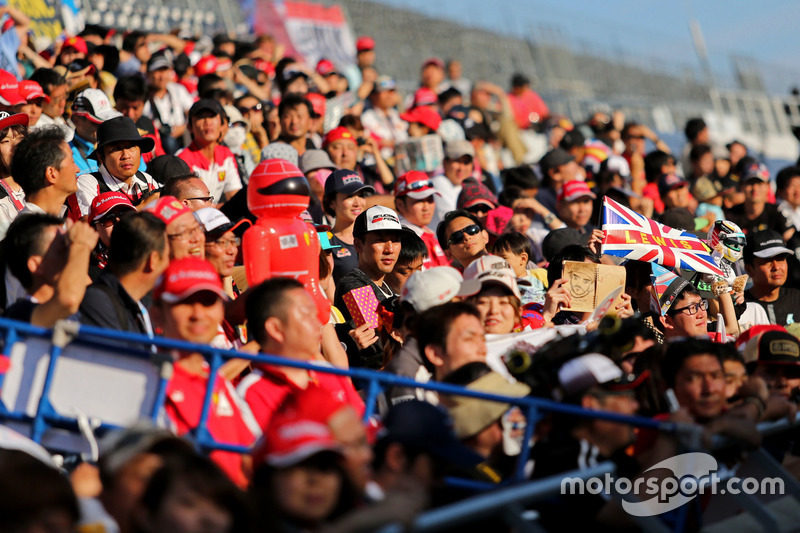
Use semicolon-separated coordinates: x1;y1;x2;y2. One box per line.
243;158;329;323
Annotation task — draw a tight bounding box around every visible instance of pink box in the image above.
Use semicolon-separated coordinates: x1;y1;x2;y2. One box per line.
343;286;380;329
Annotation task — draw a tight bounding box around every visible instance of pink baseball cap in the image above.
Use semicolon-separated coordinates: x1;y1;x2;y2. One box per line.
399;106;441;132
154;257;228;303
394;170;439;200
412;87;438;107
145;195;193;226
557;180;597;203
356;36;375;52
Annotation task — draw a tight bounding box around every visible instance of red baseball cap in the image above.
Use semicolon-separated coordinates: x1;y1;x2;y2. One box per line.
412;87;438;107
323;126;356;147
394;170;440;200
145;195;193;226
194;55;218;77
89;191;135;223
305;92;326;118
356;36;375;52
63;36;88;55
0;70;24;106
19;80;50;103
0;111;28;131
252;386;346;468
316;58;336;76
422;57;445;69
154;257;228;304
557;180;597;203
399;106;441;132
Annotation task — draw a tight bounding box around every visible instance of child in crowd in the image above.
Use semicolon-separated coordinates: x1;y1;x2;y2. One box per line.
492;231;547;305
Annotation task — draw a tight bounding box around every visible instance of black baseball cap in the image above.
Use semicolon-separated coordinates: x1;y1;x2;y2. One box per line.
539;148;574;173
754;330;800;366
541;227;585;262
189;98;225;121
323;169;375;197
379;400;483;468
746;230;793;261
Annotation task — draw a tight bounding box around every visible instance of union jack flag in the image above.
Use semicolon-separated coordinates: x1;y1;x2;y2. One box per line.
601;197;723;276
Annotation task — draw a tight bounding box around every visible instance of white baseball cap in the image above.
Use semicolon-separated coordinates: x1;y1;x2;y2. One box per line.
400;266;463;312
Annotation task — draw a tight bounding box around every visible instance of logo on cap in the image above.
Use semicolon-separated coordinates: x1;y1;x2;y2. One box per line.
342;175;362;185
770;340;799;357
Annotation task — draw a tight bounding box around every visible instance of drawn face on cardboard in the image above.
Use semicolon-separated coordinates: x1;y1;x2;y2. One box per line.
569;269;593;299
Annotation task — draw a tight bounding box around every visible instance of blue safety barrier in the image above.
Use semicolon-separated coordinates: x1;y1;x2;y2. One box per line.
2;315;800;532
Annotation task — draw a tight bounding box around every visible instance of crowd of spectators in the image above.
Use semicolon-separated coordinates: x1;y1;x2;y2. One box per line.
2;18;800;533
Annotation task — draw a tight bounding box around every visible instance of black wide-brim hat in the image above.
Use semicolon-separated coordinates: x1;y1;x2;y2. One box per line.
89;116;156;160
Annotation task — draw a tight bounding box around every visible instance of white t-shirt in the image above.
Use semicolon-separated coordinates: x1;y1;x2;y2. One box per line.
143;83;193;128
177;143;242;203
75;166;159;217
430;174;461;229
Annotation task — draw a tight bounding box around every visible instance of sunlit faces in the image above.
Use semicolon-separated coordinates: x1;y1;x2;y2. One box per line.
354;230;401;276
166;212;205;259
0;127;24;169
673;354;726;420
327;139;358;170
443;155;473;186
55;142;80;195
331;191;366;226
101;141;141;180
395;195;435;227
386;256;423;293
746;255;788;290
42;83;68;119
190;110;222;147
116;99;145;122
444;216;488;267
273;457;341;525
279;104;311;141
204;230;239;278
470;285;518;334
558;197;593;229
159;291;224;345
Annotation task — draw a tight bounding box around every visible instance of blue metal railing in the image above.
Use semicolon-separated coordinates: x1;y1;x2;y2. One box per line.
2;316;800;532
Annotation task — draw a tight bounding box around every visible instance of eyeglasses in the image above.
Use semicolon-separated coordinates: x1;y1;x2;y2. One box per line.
95;214;122;228
447;224;481;246
237;103;263;114
206;237;241;249
670;300;708;316
167;224;203;241
185;196;214;204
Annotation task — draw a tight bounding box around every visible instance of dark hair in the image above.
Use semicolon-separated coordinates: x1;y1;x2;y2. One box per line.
246;278;305;345
114;75;148;103
278;92;315;119
0;124;26;177
160;173;203;199
501;165;540;190
109;213;167;275
397;231;428;266
416;301;481;372
337;114;363;131
719;341;745;366
0;449;79;532
122;31;145;53
137;454;248;533
665;284;702;316
662;338;722;389
776;165;800;192
644;150;674;184
493;231;532;259
684;117;707;142
12;125;68;196
689;144;712;164
497;185;523;208
29;68;67;94
197;74;224;100
3;213;63;289
546;244;598;288
437;86;461;106
436;209;484;250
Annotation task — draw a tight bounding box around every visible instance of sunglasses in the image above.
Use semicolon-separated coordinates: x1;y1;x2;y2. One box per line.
447;224;481;246
237;103;263;114
399;179;433;193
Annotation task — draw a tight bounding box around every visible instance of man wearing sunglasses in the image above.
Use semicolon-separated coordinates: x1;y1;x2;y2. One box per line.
87;191;136;280
436;210;489;270
394;170;448;268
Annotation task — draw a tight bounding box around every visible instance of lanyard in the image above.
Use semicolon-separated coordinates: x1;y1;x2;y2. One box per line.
0;179;23;212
